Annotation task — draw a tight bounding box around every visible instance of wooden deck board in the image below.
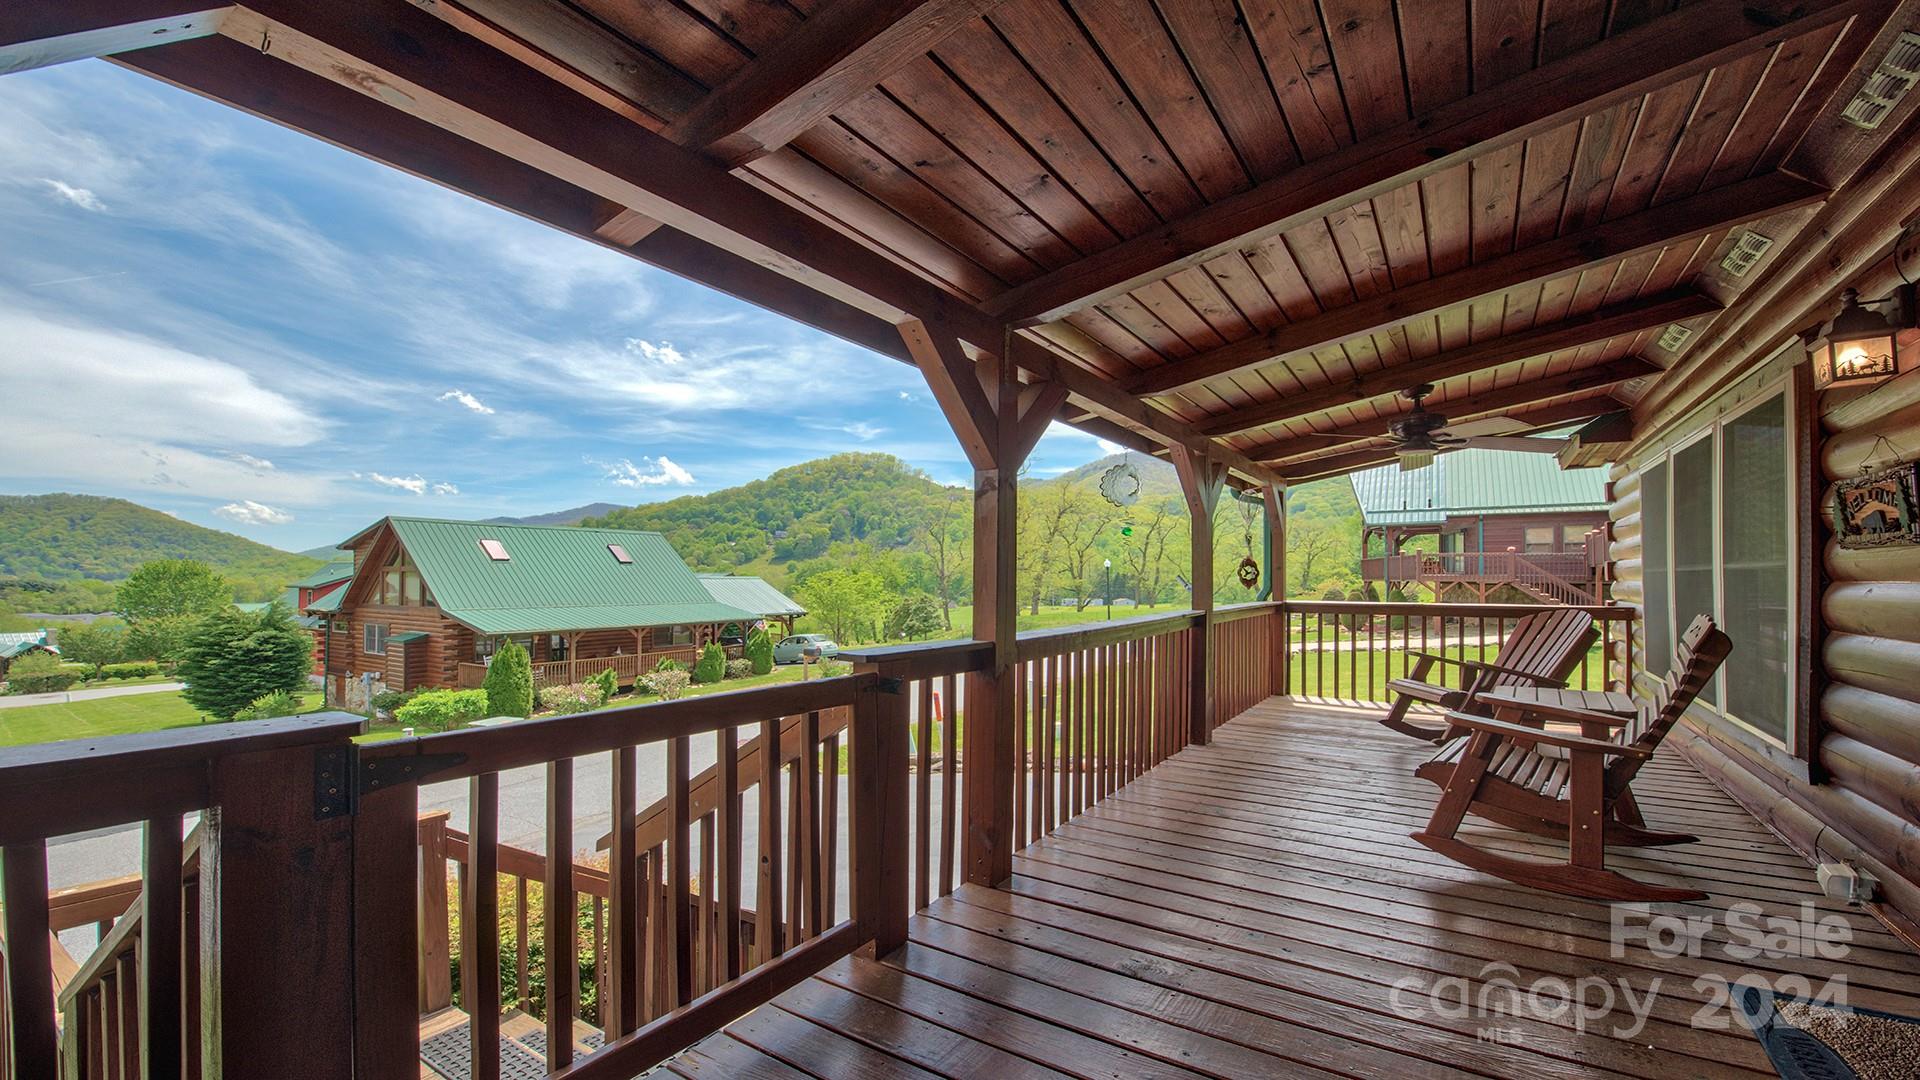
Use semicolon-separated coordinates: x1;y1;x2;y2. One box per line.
663;696;1920;1078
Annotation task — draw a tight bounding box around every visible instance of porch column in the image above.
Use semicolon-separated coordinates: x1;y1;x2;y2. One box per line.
900;319;1062;886
1263;483;1288;696
1173;445;1226;745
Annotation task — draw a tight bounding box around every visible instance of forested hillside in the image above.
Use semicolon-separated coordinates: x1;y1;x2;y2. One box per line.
0;494;322;612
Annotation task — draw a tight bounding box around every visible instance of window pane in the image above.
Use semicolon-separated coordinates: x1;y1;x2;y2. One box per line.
1563;525;1589;545
1722;396;1790;741
1672;439;1717;704
383;570;401;603
1642;463;1672;681
403;573;422;606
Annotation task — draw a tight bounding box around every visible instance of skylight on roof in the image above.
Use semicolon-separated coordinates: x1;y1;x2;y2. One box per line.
479;538;510;561
608;544;632;564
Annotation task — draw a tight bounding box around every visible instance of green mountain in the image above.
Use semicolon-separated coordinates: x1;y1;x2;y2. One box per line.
485;502;626;527
584;453;951;575
1050;453;1181;501
0;494;324;610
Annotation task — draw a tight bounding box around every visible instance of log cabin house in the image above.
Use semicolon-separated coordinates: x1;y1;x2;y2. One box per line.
8;2;1920;1079
304;518;765;705
1353;449;1612;603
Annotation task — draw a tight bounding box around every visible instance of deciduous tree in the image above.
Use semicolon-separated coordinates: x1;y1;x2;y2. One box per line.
115;560;230;623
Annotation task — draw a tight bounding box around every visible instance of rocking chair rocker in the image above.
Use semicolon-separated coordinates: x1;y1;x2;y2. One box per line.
1379;607;1597;742
1410;614;1732;902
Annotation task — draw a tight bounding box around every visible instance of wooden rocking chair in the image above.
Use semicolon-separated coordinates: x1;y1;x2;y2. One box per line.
1410;615;1732;902
1379;608;1597;742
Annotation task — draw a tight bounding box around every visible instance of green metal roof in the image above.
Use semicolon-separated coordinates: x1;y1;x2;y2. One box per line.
1349;449;1608;526
0;634;55;660
387;630;429;644
294;561;355;589
381;518;756;636
305;588;344;613
697;574;807;617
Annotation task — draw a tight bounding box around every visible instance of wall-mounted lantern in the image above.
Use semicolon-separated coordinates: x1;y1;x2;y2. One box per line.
1808;286;1913;389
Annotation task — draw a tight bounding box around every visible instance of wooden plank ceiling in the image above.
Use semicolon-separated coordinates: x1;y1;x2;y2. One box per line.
12;0;1920;483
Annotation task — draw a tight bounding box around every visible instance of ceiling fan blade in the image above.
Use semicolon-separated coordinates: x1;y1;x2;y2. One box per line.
1459;435;1568;454
1440;416;1529;438
1397;450;1437;471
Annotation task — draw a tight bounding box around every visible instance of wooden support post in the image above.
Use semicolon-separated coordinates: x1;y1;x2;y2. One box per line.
416;810;452;1013
353;780;421;1080
899;319;1058;887
1173;446;1226;745
1263;483;1288;697
851;667;912;956
203;742;357;1080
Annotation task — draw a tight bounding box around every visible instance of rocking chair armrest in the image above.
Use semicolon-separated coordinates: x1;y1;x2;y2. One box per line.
1456;659;1569;686
1442;711;1651;758
1474;694;1632;728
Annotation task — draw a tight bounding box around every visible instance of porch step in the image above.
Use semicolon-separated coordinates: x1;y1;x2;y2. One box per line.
418;1007;603;1080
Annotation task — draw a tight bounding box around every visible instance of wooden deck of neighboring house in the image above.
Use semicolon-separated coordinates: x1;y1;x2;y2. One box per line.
658;697;1920;1079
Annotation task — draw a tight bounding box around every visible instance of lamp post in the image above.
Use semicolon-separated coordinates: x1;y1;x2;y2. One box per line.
1104;558;1112;622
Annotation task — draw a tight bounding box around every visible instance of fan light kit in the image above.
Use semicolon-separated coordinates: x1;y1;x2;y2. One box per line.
1360;385;1574;472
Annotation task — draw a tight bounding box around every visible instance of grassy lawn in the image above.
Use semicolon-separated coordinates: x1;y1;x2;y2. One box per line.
75;674;179;689
0;688;328;748
1288;642;1610;701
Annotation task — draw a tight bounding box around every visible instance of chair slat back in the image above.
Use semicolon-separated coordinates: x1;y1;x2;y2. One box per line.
1486;609;1597;690
1610;615;1732;790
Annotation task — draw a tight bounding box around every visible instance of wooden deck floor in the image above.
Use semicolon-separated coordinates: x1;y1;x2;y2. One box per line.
663;697;1920;1079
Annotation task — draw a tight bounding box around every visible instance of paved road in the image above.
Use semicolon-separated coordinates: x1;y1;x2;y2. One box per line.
0;681;185;709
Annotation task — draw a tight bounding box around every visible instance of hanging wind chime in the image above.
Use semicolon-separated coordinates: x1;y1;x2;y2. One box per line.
1236;496;1260;590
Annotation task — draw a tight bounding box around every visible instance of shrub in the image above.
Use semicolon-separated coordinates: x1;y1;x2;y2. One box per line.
744;626;774;675
395;689;490;732
724;658;754;680
653;657;685;673
99;661;161;680
884;593;943;641
483;641;534;718
3;652;79;694
693;643;725;685
638;669;691;700
177;605;312;720
370;687;420;716
587;666;619;702
234;688;304;722
819;660;852;678
538;683;605;715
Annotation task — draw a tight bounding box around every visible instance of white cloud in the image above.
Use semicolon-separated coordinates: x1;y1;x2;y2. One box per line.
596;456;695;488
431;481;460;496
364;472;427;495
1043;420;1124;457
215;500;293;526
438;389;494;415
227;452;275;471
41;178;104;212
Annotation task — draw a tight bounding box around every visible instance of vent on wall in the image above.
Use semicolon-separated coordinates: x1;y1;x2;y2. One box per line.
1657;324;1695;352
1842;31;1920;130
1720;231;1774;277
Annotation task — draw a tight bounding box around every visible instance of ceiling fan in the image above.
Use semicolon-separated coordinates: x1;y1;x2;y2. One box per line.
1366;384;1570;471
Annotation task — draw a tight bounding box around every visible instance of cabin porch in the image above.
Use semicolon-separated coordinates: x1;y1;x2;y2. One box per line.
657;695;1920;1079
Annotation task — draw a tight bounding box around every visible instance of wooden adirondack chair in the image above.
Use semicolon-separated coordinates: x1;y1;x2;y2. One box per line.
1379;608;1597;742
1410;615;1732;902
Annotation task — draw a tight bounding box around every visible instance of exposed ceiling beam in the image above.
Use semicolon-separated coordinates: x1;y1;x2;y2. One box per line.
1248;356;1663;463
219;0;1007;349
983;0;1883;327
1278;396;1628;483
1124;172;1827;398
1194;289;1721;437
664;0;1008;166
0;1;228;74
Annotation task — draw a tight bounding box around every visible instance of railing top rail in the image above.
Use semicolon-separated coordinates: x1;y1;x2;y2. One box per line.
840;638;992;680
1017;609;1205;660
359;673;871;782
1213;601;1280;623
1283;600;1634;619
844;604;1253;672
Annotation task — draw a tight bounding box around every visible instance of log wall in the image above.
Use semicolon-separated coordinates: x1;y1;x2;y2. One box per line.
1612;345;1920;937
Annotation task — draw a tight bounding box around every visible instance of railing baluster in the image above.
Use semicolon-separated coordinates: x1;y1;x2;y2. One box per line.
467;773;500;1080
696;813;714;995
667;737;693;1010
757;716;783;964
515;877;530;1013
716;725;742;983
545;759;576;1068
142;815;183;1080
118;952;140;1080
940;674;958;899
915;680;932;909
1014;662;1028;850
798;712;822;941
820;731;840;928
609;744;639;1037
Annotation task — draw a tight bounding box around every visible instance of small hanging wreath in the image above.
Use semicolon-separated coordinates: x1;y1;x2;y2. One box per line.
1098;460;1142;507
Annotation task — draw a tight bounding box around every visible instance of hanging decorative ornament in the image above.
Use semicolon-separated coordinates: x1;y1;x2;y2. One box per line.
1098;459;1142;507
1236;555;1260;588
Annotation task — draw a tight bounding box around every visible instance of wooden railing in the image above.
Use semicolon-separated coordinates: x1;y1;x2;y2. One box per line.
1361;550;1604;603
1282;601;1636;702
456;648;701;690
1;604;1295;1079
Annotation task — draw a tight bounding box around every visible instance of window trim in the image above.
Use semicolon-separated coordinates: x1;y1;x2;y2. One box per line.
1637;376;1798;753
364;622;389;656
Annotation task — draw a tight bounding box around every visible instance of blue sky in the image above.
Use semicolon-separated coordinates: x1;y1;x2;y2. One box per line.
0;60;1121;552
